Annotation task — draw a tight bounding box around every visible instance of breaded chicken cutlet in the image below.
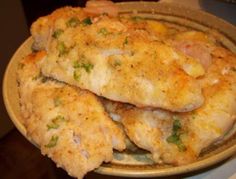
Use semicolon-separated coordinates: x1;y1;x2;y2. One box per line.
102;33;236;165
17;51;126;179
15;1;236;178
31;6;206;112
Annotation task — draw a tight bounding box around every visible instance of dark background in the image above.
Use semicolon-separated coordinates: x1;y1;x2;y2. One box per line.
20;0;236;27
21;0;141;27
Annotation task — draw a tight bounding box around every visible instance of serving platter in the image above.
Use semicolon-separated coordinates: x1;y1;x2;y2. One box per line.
3;2;236;177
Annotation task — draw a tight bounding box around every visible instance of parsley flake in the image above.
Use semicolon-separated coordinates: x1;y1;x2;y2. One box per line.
47;123;59;130
166;116;186;152
73;70;81;81
98;28;109;36
57;41;69;56
73;61;94;73
113;60;121;67
45;135;58;148
47;115;65;130
73;60;81;68
81;63;94;73
123;37;128;45
82;17;92;26
52;29;64;39
66;17;80;27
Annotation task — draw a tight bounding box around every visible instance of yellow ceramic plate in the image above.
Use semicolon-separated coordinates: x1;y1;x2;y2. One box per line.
3;2;236;177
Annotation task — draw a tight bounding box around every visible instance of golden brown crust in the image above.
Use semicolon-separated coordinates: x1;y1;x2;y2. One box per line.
102;46;236;166
31;8;206;112
17;52;126;179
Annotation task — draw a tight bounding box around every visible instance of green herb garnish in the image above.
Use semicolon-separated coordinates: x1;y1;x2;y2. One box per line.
73;60;81;68
45;135;59;148
73;70;81;81
123;37;128;45
52;115;65;125
57;41;69;56
73;61;94;73
113;59;121;67
98;28;109;36
167;134;186;152
47;115;65;130
52;29;64;39
166;116;186;152
47;123;59;130
81;63;94;73
82;17;92;26
172;117;181;132
66;17;80;27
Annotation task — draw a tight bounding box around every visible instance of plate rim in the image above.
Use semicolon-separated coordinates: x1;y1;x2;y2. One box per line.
3;37;33;137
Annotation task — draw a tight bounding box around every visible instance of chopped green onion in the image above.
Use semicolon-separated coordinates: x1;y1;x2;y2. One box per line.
47;115;65;130
177;142;187;152
167;133;186;152
45;135;59;148
73;61;94;73
66;17;80;27
98;28;109;36
73;60;81;68
82;17;92;26
53;115;65;122
73;70;81;81
47;123;59;130
123;37;128;45
57;41;68;56
167;134;179;143
166;116;186;152
113;60;121;67
52;29;64;39
172;117;181;133
81;63;94;73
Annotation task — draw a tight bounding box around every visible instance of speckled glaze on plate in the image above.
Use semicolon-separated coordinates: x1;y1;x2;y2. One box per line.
3;2;236;177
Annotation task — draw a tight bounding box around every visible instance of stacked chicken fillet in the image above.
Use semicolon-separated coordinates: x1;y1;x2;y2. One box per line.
17;1;236;178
